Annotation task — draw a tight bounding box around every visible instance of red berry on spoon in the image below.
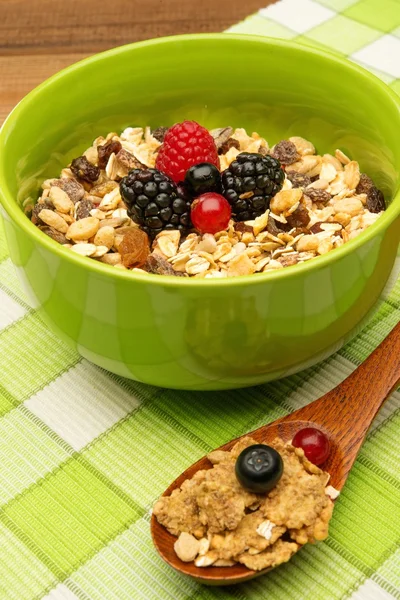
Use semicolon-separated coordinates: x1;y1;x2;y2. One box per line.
191;192;232;234
292;427;330;466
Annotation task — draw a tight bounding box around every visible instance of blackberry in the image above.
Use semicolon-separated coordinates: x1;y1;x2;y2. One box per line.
221;153;285;221
120;168;192;238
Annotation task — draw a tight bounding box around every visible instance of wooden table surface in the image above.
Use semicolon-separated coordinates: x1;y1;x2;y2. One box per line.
0;0;272;126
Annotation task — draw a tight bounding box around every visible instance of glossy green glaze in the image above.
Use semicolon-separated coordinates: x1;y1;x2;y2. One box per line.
0;35;399;389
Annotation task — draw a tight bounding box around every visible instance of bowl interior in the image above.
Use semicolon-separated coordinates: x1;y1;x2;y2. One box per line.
1;34;400;220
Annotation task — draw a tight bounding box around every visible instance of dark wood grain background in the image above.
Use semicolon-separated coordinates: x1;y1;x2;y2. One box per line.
0;0;273;125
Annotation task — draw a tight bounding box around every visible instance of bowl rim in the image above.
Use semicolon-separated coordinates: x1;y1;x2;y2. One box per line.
0;33;399;288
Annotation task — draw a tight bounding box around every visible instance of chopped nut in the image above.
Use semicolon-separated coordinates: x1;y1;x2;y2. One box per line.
49;186;74;213
100;253;122;266
94;226;115;249
296;235;319;252
155;230;181;258
66;217;100;241
333;198;363;217
270;189;303;214
99;187;121;211
343;161;360;190
174;532;201;563
325;486;340;500
335;149;351;165
38;209;68;233
70;243;97;256
227;253;256;277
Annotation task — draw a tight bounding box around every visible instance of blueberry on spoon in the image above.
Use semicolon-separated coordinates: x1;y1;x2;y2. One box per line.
235;444;283;493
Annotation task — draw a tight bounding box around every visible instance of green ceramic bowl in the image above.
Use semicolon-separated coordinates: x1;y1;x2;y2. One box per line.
1;34;399;390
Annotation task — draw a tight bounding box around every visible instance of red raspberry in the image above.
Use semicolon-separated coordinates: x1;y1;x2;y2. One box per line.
191;193;231;234
156;121;219;183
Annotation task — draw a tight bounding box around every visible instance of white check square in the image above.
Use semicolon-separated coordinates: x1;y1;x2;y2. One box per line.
259;0;335;34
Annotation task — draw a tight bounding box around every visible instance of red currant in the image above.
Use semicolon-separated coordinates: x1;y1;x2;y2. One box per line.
191;192;231;234
292;427;330;466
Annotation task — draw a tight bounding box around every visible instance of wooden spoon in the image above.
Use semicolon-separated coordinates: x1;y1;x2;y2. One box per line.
151;321;400;585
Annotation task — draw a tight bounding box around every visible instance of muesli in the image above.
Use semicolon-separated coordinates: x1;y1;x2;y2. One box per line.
27;121;385;278
153;434;338;571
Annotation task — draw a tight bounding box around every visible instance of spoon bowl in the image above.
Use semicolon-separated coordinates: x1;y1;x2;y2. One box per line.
151;322;400;584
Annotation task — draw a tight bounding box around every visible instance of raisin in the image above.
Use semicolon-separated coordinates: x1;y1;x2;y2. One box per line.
151;127;169;143
286;171;312;188
75;199;94;220
267;215;290;235
31;199;54;225
234;222;254;234
286;204;311;228
143;254;184;276
356;173;374;195
119;228;150;268
271;140;299;165
38;225;68;244
70;156;100;183
366;187;385;213
304;187;331;204
51;178;85;203
219;138;240;155
97;139;122;170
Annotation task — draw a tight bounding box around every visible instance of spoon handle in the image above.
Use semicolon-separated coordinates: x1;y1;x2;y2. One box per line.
283;320;400;480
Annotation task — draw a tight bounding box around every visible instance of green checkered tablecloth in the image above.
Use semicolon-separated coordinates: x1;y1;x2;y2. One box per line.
0;0;399;598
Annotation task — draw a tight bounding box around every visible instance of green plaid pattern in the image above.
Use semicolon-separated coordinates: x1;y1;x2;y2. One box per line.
0;0;399;597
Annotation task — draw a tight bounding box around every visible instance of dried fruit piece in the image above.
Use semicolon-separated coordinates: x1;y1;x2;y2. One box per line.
151;126;169;143
355;173;374;195
304;188;331;204
97;139;122;169
220;138;240;155
116;148;146;170
366;187;385;213
75;199;94;220
144;254;184;276
51;178;85;203
286;204;310;228
234;222;254;234
286;171;312;189
271;140;299;165
31;199;54;225
119;228;150;268
38;225;68;244
267;215;290;236
210;127;234;151
70;156;100;182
